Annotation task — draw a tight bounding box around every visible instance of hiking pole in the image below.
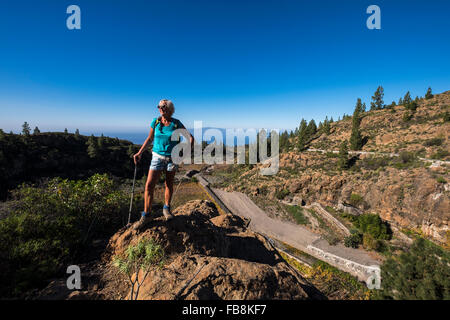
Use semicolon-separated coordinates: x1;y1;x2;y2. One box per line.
172;178;183;201
127;163;138;225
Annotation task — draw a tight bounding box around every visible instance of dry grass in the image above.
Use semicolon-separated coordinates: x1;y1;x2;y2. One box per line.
152;181;210;209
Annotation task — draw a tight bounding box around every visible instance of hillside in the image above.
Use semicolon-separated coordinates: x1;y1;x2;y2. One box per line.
0;131;151;200
210;91;449;246
310;90;450;158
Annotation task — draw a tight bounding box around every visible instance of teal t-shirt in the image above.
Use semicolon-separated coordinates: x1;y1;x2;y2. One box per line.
151;117;184;156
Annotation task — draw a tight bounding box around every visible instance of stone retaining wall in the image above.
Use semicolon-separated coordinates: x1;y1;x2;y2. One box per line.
306;244;380;283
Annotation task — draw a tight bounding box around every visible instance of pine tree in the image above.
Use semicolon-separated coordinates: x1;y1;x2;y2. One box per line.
22;122;31;136
370;86;384;110
33;126;40;135
279;131;289;151
354;98;365;114
403;91;412;105
323;116;331;135
75;129;80;139
425;87;433;99
297;119;308;151
398;97;403;105
306;119;317;137
350;99;364;150
64;128;68;135
86;134;100;159
338;141;350;169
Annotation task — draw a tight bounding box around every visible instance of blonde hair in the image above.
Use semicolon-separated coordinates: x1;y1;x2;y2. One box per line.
158;99;175;116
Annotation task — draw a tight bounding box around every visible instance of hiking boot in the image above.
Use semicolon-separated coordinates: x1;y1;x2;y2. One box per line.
133;212;153;231
162;205;174;221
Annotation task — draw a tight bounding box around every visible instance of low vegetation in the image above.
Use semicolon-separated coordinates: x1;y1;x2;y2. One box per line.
280;252;371;300
374;238;450;300
284;205;308;225
113;238;166;300
0;174;137;297
343;213;392;251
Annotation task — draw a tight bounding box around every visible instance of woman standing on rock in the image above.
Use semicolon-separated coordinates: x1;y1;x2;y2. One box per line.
133;99;194;230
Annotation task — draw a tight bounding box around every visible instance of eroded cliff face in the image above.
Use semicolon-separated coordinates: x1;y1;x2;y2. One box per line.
106;200;315;300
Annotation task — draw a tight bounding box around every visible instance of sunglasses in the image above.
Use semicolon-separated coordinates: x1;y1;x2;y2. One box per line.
157;105;168;110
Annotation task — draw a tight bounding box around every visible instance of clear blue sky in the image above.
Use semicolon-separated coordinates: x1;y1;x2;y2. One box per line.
0;0;449;134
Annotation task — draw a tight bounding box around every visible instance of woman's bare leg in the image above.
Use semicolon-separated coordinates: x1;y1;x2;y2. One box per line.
144;169;162;213
164;170;176;207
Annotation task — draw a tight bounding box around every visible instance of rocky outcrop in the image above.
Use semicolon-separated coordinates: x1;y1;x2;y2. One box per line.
106;200;314;300
336;200;363;216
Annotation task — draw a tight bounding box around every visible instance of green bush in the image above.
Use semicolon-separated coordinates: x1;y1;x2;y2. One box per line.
374;238;450;300
402;112;413;122
275;189;290;200
436;176;446;184
353;214;391;240
344;232;362;248
423;138;443;147
0;174;134;297
349;193;364;207
113;238;165;300
399;151;416;164
405;101;418;112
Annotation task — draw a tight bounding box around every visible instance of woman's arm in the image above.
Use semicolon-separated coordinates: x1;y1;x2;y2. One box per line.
133;127;155;164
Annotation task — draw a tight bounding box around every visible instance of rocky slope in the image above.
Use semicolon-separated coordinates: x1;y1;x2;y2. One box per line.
34;200;322;300
311;90;450;158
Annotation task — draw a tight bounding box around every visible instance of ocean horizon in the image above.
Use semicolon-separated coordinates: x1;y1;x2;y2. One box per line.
81;127;289;145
